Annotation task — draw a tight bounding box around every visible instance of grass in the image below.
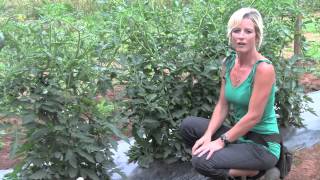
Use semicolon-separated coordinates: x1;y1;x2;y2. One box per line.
305;42;320;60
301;14;320;77
304;21;319;33
304;12;320;58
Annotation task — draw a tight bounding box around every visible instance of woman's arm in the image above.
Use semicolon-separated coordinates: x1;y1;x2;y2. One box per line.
224;62;276;142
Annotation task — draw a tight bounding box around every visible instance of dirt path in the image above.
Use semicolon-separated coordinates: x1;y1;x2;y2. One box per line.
286;144;320;180
300;73;320;92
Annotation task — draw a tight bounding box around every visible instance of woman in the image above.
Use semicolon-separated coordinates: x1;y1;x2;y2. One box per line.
180;8;281;180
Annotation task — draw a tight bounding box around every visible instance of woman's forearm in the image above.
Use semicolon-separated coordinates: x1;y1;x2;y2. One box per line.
205;102;229;137
224;112;261;142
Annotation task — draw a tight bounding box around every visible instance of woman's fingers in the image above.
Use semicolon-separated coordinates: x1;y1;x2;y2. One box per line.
196;147;209;157
194;141;223;160
191;141;198;154
206;148;215;160
192;139;202;154
205;140;224;160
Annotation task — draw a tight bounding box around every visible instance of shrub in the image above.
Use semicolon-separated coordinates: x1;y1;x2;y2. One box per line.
0;3;126;179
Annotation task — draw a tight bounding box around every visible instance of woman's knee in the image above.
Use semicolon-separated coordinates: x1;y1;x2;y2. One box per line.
192;155;209;171
192;156;227;178
191;155;214;174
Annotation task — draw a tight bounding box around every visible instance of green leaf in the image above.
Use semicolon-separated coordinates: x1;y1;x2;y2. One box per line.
171;110;186;119
138;155;153;168
104;122;128;142
80;168;100;180
53;125;65;131
66;150;77;168
86;169;100;180
29;169;48;179
155;106;167;116
145;94;157;102
22;113;36;124
77;150;95;163
201;103;212;112
72;132;95;143
152;131;162;145
31;128;49;140
68;167;78;178
9;128;20;159
95;152;104;163
135;127;145;139
40;105;57;113
54;152;62;159
143;118;160;129
85;144;102;153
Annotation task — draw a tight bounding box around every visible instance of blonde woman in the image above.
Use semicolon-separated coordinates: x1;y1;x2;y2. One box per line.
180;8;280;179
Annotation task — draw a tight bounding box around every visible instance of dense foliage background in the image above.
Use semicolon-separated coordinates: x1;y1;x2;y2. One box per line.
0;0;319;178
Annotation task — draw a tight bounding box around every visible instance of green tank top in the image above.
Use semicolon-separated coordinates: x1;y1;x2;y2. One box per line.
224;52;280;159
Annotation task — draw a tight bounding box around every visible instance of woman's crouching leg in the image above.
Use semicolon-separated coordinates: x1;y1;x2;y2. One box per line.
190;143;278;179
180;116;210;148
191;154;229;179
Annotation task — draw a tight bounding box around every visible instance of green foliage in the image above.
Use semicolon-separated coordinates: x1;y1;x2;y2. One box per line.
275;55;316;127
0;5;127;179
0;0;317;174
304;19;320;33
38;3;74;20
118;0;231;167
116;0;315;167
302;0;320;11
306;42;320;59
303;16;320;61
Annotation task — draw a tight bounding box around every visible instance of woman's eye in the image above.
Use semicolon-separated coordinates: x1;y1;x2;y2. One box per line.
232;29;240;33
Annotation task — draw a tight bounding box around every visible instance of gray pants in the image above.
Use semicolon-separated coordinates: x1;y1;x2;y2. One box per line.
180;116;278;179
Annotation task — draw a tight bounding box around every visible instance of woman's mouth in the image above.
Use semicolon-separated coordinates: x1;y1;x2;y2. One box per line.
237;42;246;46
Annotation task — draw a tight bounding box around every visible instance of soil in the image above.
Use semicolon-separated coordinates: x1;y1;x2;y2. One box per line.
286;144;320;180
0;136;20;169
299;73;320;93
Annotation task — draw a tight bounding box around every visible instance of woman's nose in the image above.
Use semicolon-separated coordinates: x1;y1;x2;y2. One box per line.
238;31;245;38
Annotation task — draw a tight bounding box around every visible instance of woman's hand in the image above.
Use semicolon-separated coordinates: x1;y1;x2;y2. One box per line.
192;137;225;160
192;134;211;155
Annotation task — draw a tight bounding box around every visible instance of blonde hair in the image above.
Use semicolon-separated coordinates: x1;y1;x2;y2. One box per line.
227;8;264;49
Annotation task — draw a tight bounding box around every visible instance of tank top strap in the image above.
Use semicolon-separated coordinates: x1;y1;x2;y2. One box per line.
223;51;236;73
249;59;272;84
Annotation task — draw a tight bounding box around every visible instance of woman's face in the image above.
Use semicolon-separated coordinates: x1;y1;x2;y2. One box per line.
231;18;257;53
